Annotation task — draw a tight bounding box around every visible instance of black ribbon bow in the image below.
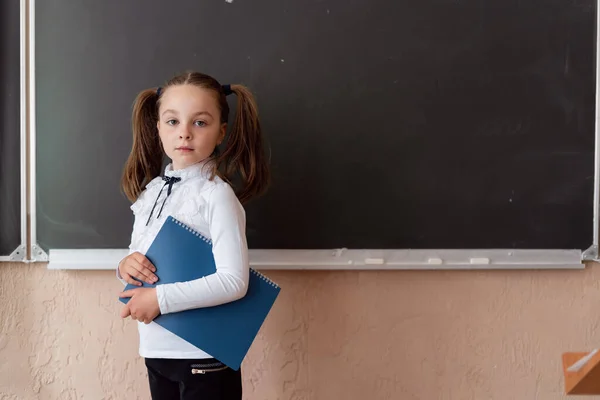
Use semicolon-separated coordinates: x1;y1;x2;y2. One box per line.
145;176;182;226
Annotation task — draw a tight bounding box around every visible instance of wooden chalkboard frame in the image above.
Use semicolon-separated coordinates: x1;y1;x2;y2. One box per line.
23;0;599;270
0;0;28;262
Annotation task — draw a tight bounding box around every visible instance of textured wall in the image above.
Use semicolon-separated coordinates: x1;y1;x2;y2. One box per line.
1;262;600;399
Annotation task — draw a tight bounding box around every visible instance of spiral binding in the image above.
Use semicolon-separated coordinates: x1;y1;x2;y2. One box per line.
170;217;279;289
250;268;279;288
172;217;212;245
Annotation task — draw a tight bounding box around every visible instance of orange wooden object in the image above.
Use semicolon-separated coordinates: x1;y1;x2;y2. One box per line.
562;351;600;395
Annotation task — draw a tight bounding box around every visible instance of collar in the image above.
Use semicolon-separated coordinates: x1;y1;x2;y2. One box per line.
143;159;213;226
163;159;213;181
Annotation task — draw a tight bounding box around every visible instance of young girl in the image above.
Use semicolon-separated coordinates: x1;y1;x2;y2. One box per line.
116;71;270;400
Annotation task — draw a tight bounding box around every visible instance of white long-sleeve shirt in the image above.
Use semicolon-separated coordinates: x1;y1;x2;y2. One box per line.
117;160;249;359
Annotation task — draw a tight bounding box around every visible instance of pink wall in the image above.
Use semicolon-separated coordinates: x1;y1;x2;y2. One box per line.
0;262;598;399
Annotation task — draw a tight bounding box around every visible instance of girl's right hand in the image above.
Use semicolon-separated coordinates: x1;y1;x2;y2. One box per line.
118;252;158;286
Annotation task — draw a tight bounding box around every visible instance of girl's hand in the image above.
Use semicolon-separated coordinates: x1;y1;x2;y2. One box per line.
119;288;160;324
118;252;158;286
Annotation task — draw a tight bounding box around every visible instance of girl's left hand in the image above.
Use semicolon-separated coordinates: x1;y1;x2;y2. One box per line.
119;288;160;324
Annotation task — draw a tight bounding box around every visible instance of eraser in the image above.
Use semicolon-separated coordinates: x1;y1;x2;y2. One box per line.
470;257;490;264
364;258;385;265
427;258;443;265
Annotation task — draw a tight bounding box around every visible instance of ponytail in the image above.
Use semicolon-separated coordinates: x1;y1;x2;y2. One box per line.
215;84;270;204
121;88;163;202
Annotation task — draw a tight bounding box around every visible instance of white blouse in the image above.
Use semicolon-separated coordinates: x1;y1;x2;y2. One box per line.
117;160;249;359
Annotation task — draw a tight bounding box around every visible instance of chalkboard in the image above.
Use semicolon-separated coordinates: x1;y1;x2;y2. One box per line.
35;0;596;252
1;0;22;257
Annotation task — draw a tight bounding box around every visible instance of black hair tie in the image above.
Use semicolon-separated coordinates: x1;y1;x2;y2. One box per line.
222;84;233;96
145;176;181;226
156;87;162;96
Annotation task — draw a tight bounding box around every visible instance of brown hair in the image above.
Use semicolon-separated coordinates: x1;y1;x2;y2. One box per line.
121;71;270;204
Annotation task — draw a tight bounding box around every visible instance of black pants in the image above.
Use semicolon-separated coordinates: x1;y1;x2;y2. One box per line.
145;358;242;400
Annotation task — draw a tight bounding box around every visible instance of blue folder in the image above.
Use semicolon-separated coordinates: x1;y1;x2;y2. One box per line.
119;216;281;370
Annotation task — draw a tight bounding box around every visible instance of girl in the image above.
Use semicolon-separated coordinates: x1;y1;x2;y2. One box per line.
116;71;270;400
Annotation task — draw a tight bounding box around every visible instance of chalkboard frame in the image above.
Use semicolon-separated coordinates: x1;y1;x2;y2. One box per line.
0;0;27;262
25;0;599;270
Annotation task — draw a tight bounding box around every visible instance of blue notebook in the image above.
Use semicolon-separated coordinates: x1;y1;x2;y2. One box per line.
119;216;281;370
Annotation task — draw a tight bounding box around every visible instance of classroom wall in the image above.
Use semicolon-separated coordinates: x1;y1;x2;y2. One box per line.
0;262;599;399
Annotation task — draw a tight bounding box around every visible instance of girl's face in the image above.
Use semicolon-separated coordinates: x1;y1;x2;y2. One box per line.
157;84;226;170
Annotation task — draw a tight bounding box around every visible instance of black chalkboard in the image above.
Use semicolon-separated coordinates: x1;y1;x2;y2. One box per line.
0;0;22;256
35;0;596;251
